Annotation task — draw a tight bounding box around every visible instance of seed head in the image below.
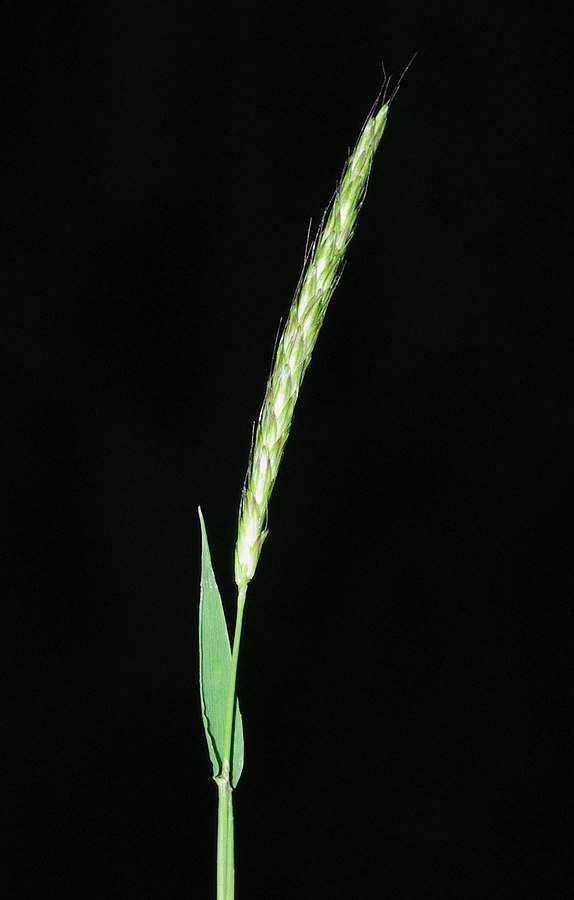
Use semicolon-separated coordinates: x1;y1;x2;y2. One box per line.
235;101;389;590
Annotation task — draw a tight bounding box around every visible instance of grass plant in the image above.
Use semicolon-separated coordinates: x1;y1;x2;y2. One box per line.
199;77;399;899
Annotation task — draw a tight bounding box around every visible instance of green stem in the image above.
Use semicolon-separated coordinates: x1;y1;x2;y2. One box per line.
225;785;234;898
216;779;231;900
216;586;247;900
223;586;246;767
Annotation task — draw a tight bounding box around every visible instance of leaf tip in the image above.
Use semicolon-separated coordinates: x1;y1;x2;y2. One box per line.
198;505;207;535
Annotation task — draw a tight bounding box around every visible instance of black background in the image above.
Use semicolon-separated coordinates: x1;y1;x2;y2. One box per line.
4;2;570;897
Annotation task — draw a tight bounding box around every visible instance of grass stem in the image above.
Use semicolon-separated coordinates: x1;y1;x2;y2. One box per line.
216;586;247;899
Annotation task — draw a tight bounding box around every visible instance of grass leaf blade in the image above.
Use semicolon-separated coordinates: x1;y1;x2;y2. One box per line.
198;507;244;787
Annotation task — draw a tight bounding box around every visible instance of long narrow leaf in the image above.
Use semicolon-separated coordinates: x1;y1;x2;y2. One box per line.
198;507;244;788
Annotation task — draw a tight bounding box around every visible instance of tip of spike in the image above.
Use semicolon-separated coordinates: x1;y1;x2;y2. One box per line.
375;103;389;126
